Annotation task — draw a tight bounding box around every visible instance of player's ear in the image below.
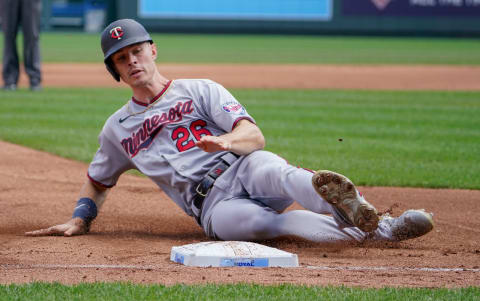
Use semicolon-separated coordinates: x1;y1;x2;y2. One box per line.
150;42;157;60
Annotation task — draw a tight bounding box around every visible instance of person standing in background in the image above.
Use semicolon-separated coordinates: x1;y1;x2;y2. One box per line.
2;0;42;91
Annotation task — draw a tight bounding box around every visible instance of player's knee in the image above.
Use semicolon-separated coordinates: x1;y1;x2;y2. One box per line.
245;151;287;171
246;154;289;181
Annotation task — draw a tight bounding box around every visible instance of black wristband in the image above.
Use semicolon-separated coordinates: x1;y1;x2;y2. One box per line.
72;198;98;229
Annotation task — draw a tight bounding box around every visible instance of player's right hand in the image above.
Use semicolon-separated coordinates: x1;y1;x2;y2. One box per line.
25;217;87;237
195;135;232;153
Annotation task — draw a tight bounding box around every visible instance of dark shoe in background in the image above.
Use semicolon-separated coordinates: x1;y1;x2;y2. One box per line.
3;84;17;91
30;84;42;92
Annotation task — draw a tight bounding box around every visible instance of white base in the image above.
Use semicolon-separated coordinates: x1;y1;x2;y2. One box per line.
171;241;299;268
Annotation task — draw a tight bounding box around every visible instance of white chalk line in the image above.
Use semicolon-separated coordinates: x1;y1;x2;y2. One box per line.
1;264;479;273
1;264;157;270
305;265;480;273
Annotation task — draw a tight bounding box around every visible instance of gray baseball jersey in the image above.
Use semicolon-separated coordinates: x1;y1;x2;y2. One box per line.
87;79;254;218
87;78;405;244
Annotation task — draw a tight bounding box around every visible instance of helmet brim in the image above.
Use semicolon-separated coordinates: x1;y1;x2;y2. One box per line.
103;36;153;62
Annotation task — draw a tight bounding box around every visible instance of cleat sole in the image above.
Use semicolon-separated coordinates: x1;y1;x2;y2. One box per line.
312;170;379;232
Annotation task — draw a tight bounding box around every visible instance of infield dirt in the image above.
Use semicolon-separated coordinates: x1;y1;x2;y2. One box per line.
1;64;479;287
12;63;480;90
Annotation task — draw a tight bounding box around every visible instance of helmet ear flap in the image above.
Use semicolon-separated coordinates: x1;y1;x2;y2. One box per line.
106;59;120;82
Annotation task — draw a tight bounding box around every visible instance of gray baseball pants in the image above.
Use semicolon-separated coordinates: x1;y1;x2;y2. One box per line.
201;151;392;243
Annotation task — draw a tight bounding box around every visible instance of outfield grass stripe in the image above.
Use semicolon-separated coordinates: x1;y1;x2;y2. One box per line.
1;88;479;189
3;33;480;65
2;264;479;273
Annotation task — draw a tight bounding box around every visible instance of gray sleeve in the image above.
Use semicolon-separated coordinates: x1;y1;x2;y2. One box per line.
203;81;255;132
87;128;134;188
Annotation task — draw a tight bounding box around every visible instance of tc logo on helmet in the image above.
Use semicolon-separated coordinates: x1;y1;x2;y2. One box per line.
110;26;124;40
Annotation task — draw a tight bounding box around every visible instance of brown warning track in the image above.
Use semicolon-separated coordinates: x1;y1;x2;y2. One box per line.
14;63;480;90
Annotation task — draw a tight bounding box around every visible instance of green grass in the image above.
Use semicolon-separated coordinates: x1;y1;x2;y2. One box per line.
0;283;478;301
0;87;478;189
1;32;480;64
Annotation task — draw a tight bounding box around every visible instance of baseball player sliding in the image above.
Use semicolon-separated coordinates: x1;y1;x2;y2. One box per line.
26;19;434;243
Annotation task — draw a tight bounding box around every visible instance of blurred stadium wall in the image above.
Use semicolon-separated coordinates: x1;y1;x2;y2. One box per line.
39;0;480;36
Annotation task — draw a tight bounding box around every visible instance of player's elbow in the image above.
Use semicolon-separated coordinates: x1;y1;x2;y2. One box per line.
249;124;265;151
256;131;266;150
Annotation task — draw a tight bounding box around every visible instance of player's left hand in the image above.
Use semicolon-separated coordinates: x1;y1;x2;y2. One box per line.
195;135;232;153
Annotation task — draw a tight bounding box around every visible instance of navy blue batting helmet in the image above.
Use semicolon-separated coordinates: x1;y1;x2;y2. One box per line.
101;19;153;81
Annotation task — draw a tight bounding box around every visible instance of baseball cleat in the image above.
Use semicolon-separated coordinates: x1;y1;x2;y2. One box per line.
312;170;379;232
381;209;434;241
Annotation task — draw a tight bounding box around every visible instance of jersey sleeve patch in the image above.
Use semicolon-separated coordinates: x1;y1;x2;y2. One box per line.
222;101;245;115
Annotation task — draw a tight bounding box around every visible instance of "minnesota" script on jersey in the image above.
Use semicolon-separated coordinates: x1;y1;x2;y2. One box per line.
120;100;194;158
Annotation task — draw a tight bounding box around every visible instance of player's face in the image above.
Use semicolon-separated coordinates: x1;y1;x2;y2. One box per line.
111;42;158;87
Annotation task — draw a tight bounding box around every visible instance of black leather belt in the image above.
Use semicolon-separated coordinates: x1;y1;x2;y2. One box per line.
192;152;239;225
